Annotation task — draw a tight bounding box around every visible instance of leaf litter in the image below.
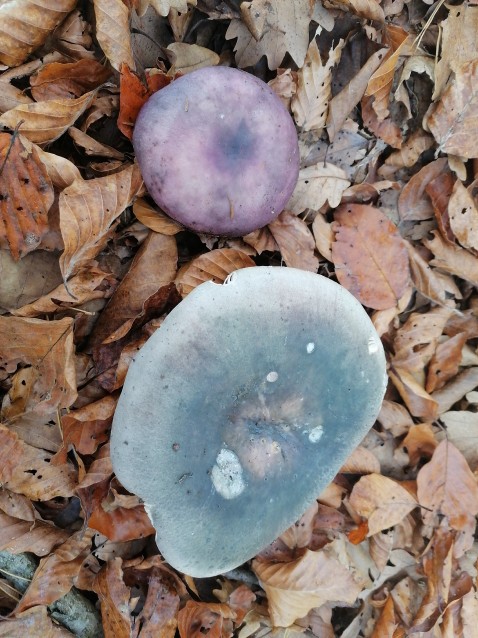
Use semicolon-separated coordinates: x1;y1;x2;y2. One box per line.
0;0;478;636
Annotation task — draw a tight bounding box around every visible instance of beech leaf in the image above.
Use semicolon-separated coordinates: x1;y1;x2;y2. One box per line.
268;211;319;272
93;0;135;72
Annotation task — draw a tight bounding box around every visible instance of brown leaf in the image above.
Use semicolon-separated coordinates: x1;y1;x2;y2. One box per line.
426;59;478;159
93;557;132;638
16;528;95;612
175;248;255;296
0;510;69;556
361;95;403;148
424;230;478;287
0;316;76;419
0;426;77;500
432;366;478;415
402;424;437;466
268;211;318;272
388;366;438;419
417;440;478;532
30;60;112;101
439;411;478;470
59;164;144;281
0;91;97;145
447;180;478;252
340;446;381;474
0;132;54;259
178;600;235;638
371;595;398;637
68;127;125;160
398;159;449;222
167;42;220;75
94;0;135;72
407;243;459;308
426;172;455;244
0;606;74;637
253;549;362;627
0;0;77;67
349;474;417;536
89;231;177;345
329;0;384;21
426;333;467;393
332;204;410;309
133;198;183;235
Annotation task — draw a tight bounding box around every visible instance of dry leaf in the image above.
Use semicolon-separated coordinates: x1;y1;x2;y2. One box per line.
388;366;438;419
425;59;478;159
329;0;384;22
291;37;344;133
68;127;125;160
398;158;449;221
253;549;362;627
137;0;197;16
225;0;312;70
133;198;183;235
417;440;478;532
0;509;70;556
0;426;77;500
438;411;478;470
59;164;143;281
426;333;467;393
312;213;333;261
178;600;235;638
407;242;459;308
0;132;54;259
424;231;478;287
287;162;350;213
0;91;97;145
349;474;417;536
93;557;132;638
448;180;478;252
0;316;76;419
0;0;77;67
0;606;74;637
94;0;135;72
268;211;318;272
402;423;437;466
432;367;478;415
175;249;255;296
331;204;410;309
30;60;112;101
167;43;220;75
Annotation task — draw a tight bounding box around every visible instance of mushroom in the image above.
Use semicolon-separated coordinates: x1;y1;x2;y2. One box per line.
110;267;387;577
132;66;299;236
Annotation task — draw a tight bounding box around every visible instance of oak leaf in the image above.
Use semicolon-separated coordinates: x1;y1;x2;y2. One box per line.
253;549;362;627
0;132;54;259
0;91;97;145
331;204;410;309
349;474;417;536
225;0;312;70
0;0;77;67
59;164;143;282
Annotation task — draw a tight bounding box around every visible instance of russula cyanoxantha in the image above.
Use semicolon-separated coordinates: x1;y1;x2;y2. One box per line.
132;66;299;236
111;267;387;577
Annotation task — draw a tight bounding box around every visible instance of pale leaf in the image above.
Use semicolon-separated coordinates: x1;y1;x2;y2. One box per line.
167;43;219;75
349;474;417;536
287;163;350;213
448;180;478;252
438;411;478;470
59;164;144;281
94;0;135;72
253;549;362;627
137;0;197;16
328;0;384;22
0;91;96;145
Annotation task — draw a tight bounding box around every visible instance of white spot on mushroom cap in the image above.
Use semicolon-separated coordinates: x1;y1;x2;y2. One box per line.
308;425;324;443
266;371;278;382
306;342;315;354
368;335;380;354
211;449;245;499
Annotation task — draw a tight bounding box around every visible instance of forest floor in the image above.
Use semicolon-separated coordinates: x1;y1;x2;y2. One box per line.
0;0;478;636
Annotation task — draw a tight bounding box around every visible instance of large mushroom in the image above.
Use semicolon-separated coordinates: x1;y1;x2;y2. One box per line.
132;66;299;236
110;267;387;577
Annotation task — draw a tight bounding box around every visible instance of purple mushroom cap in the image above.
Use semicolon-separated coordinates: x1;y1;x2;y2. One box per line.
132;66;300;236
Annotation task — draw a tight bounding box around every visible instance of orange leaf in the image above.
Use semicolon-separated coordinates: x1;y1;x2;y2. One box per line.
332;204;410;309
93;558;132;638
0;133;54;260
30;59;112;101
178;600;235;638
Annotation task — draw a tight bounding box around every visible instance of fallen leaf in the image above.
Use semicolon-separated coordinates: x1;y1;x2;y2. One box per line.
340;446;381;474
388;366;438;419
178;600;235;638
417;440;478;532
424;231;478;287
371;595;397;637
332;204;410;309
0;91;97;145
287;162;350;213
68;127;125;160
0;316;76;419
93;557;132;638
0;132;54;259
432;367;478;415
398;159;449;221
380;129;434;174
402;424;437;466
425;59;478;159
329;0;384;21
438;411;478;470
447;180;478;252
94;0;135;72
268;211;318;272
59;163;144;282
311;213;333;261
426;333;467;393
291;37;344;133
0;606;74;637
175;249;255;296
253;549;362;627
349;474;417;536
407;242;459;308
0;509;70;556
225;0;312;70
167;43;220;75
0;0;77;67
133;198;183;235
426;172;455;244
137;0;197;16
30;60;112;101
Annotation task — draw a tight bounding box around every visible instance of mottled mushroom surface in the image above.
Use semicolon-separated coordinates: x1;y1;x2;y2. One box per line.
111;267;387;577
132;66;299;235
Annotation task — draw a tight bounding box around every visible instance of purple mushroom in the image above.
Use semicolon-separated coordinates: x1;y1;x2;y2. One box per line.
111;267;387;577
133;66;299;236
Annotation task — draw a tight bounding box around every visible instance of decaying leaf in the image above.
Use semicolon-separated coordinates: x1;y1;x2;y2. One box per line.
0;0;77;67
254;549;362;627
59;164;143;282
331;204;410;309
0;132;54;259
175;248;255;296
